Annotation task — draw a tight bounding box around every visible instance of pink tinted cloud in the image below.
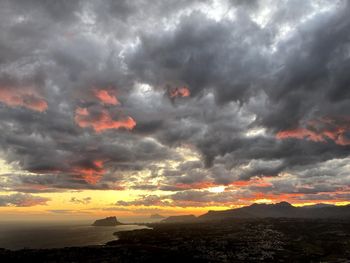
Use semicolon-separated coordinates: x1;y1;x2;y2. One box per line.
0;87;48;112
169;86;190;98
94;89;120;105
73;160;105;184
276;117;350;146
75;107;136;133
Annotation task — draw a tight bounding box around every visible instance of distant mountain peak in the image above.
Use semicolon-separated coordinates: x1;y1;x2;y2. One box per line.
302;203;336;209
275;201;293;207
150;213;165;219
249;201;292;208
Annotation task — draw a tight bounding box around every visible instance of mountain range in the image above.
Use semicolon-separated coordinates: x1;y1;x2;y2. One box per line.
162;202;350;223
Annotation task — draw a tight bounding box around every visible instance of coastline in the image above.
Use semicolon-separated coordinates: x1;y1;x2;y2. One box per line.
0;219;350;262
0;223;150;251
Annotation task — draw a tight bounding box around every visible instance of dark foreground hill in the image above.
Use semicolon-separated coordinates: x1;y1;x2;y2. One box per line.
198;202;350;221
161;215;197;223
1;218;350;262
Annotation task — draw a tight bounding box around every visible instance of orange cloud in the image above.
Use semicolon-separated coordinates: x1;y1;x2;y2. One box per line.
230;178;273;188
276;117;350;145
75;107;89;117
0;88;48;112
276;128;324;142
238;191;350;206
242;192;304;203
169;86;190;98
75;107;136;132
73;160;105;184
94;89;119;105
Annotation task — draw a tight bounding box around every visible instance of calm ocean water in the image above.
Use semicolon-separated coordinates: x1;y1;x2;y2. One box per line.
0;222;150;250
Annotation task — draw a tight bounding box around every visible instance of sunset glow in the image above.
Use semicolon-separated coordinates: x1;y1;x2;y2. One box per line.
169;86;191;98
276;117;350;145
75;107;136;132
94;89;120;105
0;0;349;223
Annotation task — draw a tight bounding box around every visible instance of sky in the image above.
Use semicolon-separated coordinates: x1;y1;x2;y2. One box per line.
0;0;349;221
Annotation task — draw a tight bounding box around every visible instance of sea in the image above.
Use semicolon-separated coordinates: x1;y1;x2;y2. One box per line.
0;221;150;250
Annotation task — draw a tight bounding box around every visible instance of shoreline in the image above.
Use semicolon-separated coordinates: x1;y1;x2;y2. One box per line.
0;219;349;262
0;223;151;251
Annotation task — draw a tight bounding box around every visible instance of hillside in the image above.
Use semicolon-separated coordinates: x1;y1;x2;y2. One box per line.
198;202;350;221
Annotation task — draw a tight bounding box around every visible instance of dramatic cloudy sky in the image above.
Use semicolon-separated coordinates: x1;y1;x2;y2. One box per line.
0;0;349;220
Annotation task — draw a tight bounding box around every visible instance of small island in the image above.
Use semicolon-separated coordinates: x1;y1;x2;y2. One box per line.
92;216;122;226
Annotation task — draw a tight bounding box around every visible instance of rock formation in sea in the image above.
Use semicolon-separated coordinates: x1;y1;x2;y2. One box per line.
92;216;122;226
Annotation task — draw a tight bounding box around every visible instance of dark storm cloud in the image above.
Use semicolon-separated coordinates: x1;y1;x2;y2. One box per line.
259;3;350;131
0;0;349;201
126;0;350;180
127;10;270;103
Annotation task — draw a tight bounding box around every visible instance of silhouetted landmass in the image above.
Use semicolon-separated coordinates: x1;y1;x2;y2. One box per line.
92;216;122;226
199;202;350;221
1;218;350;262
161;214;196;223
1;203;350;262
150;214;165;219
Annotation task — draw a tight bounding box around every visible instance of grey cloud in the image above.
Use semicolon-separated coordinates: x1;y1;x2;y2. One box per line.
0;193;49;207
0;0;349;200
117;195;171;207
70;197;92;204
127;11;270;103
